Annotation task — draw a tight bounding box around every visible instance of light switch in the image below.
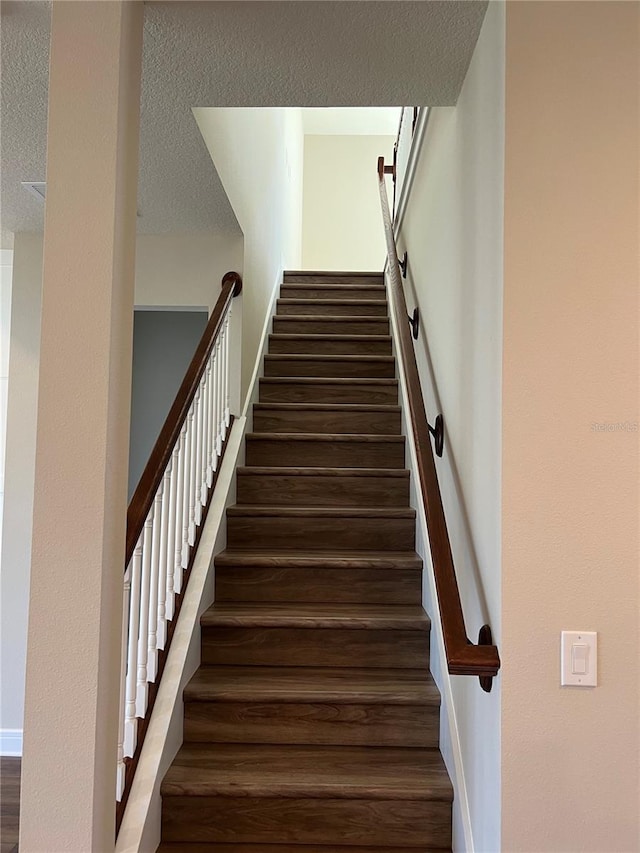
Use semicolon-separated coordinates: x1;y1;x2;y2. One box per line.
561;631;597;686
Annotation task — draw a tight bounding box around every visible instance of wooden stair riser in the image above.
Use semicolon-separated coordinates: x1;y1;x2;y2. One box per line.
201;627;429;668
272;317;390;335
161;797;451;847
284;272;384;285
252;405;401;435
215;566;423;604
264;355;395;379
236;471;409;507
226;514;415;551
268;334;393;356
259;379;398;405
245;437;405;468
280;285;386;301
183;701;439;748
277;300;387;317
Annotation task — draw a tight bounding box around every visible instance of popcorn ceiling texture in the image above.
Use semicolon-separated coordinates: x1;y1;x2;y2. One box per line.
1;0;487;247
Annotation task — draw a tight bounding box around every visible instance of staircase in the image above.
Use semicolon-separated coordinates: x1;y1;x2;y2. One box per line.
158;272;453;851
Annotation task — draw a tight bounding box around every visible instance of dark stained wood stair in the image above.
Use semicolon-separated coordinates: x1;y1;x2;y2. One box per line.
158;271;453;851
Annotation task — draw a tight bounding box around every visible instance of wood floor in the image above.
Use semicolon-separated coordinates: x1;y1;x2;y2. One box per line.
157;272;453;851
0;757;20;853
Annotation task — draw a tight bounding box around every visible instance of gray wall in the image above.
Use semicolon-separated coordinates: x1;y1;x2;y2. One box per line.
129;310;208;499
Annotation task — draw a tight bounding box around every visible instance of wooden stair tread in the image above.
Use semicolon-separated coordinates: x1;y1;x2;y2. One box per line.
201;603;429;630
215;549;422;569
237;466;409;478
184;665;439;705
277;299;388;307
265;354;394;364
284;270;384;278
273;314;389;322
227;506;415;519
161;743;453;800
253;402;400;412
158;845;447;852
246;431;403;443
269;333;391;342
260;377;397;386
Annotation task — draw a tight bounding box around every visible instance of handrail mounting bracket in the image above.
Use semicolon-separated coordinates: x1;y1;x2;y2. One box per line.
408;307;419;340
478;624;495;693
428;413;444;458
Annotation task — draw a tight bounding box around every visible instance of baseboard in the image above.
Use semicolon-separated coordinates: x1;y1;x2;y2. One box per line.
393;106;431;236
386;272;475;853
241;268;283;419
0;729;23;756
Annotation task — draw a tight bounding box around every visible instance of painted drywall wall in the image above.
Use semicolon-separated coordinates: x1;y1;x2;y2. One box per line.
194;108;304;401
129;309;208;497
394;4;504;850
502;3;639;850
0;250;12;563
302;134;395;271
134;232;244;313
0;235;43;751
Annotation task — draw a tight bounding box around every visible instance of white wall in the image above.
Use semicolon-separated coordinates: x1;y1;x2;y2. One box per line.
194;107;304;400
0;235;43;752
0;249;13;557
302;134;395;272
134;232;243;313
395;5;504;851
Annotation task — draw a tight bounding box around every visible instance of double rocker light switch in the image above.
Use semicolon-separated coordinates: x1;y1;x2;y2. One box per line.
561;631;597;687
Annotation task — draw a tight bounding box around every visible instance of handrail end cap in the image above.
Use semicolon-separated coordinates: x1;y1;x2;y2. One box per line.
222;271;243;297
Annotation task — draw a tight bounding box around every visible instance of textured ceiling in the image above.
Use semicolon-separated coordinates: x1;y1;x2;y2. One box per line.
1;1;487;247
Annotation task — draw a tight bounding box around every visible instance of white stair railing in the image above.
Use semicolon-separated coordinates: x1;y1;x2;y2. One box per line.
116;272;242;809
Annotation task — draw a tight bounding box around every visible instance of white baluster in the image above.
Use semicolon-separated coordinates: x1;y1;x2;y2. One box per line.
211;339;221;473
124;539;142;756
147;480;164;683
188;388;200;546
224;308;232;428
194;376;205;527
215;336;223;461
116;565;131;801
199;367;208;503
182;403;194;566
136;508;154;717
174;423;187;589
202;357;212;498
165;440;179;620
205;353;215;489
157;459;172;650
220;321;228;442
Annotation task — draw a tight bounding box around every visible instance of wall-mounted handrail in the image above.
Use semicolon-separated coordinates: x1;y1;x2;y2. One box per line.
116;271;242;825
377;157;500;690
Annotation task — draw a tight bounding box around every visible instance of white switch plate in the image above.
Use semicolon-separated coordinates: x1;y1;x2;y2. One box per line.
561;631;597;686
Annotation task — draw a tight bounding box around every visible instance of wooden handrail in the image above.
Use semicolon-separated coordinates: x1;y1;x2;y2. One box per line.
376;157;500;690
126;271;242;566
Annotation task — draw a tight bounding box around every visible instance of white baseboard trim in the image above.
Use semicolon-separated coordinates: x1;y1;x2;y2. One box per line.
241;268;283;419
393;106;430;237
386;271;475;853
1;729;23;756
